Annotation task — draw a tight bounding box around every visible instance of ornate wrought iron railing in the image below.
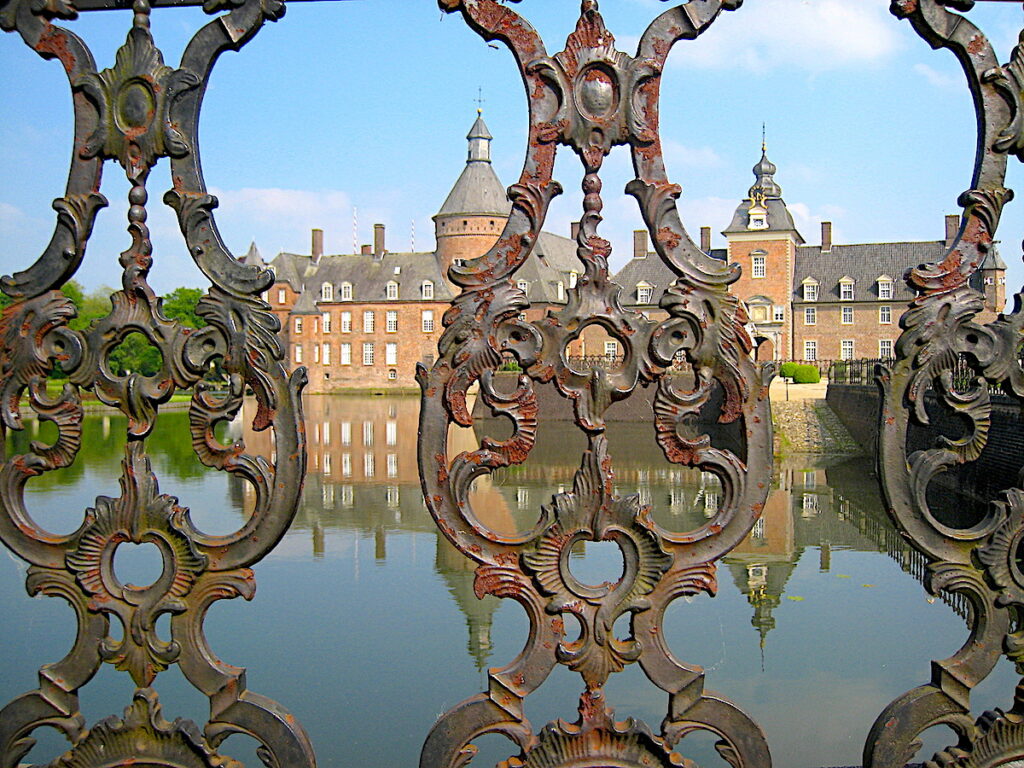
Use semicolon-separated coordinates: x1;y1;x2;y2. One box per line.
1;0;1022;766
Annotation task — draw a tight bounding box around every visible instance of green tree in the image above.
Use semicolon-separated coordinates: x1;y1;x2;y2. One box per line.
162;287;205;329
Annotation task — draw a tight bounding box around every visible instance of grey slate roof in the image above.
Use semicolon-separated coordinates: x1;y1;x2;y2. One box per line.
269;250;455;304
514;232;579;304
792;242;947;302
241;242;264;267
613;248;728;306
722;198;802;240
436;115;511;218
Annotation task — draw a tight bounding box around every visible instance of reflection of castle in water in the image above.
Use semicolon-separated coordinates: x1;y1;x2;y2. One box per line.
237;394;964;670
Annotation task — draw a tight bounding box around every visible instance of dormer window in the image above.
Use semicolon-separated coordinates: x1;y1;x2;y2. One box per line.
751;252;766;279
340;282;352;301
517;280;529;295
321;283;333;302
749;214;768;230
840;277;855;301
421;281;434;300
556;281;565;301
569;271;578;289
802;279;819;302
385;281;399;300
877;276;893;300
637;282;654;304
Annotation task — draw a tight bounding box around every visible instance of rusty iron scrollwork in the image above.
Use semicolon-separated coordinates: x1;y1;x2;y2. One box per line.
418;1;775;765
870;1;1024;766
0;0;313;764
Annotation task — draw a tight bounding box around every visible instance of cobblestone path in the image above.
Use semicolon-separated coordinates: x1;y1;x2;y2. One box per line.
772;398;862;455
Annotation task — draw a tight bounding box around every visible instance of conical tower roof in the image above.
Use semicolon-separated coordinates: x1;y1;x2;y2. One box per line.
435;113;512;219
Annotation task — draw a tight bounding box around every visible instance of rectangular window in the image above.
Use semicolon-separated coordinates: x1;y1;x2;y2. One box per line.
340;283;352;301
341;311;351;333
340;422;351;446
322;453;331;476
804;307;816;325
386;421;397;446
322;421;331;445
840;282;854;300
637;286;653;304
879;339;894;358
313;344;320;363
294;317;303;334
879;305;892;324
321;312;331;333
386;310;398;333
878;281;893;300
841;340;854;360
752;256;766;278
340;343;351;365
841;306;854;325
422;282;434;300
277;288;286;304
422;310;434;333
363;421;373;446
804;284;818;302
322;344;330;365
773;305;785;322
362;342;374;366
294;345;303;364
364;453;375;478
341;453;352;478
341;484;353;506
386;454;398;479
386;282;399;300
604;341;618;358
804;340;817;362
385;342;397;366
363;311;374;333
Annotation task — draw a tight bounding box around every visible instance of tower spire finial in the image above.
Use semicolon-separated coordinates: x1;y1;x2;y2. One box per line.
475;87;485;116
762;122;766;154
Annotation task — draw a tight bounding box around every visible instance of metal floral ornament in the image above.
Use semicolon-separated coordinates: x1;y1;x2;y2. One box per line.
418;1;774;765
0;0;312;764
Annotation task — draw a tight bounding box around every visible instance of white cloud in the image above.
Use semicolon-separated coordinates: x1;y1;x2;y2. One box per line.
913;63;961;91
208;187;354;255
662;140;724;170
667;0;902;74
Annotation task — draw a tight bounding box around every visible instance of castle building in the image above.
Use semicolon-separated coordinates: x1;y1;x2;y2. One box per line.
615;147;1008;363
254;113;579;392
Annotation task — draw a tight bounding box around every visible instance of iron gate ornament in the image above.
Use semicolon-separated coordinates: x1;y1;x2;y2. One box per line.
417;1;776;765
0;0;313;764
870;0;1024;766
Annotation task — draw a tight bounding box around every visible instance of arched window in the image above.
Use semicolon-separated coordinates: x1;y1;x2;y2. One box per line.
321;282;333;301
386;281;399;300
340;282;352;301
421;281;434;300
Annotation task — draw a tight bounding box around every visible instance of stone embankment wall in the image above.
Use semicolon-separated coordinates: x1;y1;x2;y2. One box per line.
772;399;861;455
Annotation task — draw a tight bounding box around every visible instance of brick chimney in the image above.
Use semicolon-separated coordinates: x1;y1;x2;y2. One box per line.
821;221;832;253
311;228;324;263
700;227;711;253
373;223;386;258
361;244;372;256
571;221;581;241
633;230;648;260
945;214;960;247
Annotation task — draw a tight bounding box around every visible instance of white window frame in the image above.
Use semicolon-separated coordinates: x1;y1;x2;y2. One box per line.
879;305;892;324
840;279;855;301
604;340;618;358
363;421;374;446
773;305;785;322
569;271;578;288
421;310;434;333
879;339;894;358
340;343;351;365
322;344;331;365
841;306;854;325
321;312;331;333
313;344;319;363
340;282;352;301
321;283;333;302
385;342;398;366
421;281;434;300
637;284;653;304
277;288;286;304
386;421;397;446
364;452;375;478
386;456;398;480
878;280;893;300
294;317;303;334
752;255;766;279
362;342;374;366
841;340;855;360
804;307;816;325
386;281;399;300
386;310;398;333
294;345;303;364
340;311;351;333
803;282;818;302
517;280;529;295
804;340;817;362
363;311;375;333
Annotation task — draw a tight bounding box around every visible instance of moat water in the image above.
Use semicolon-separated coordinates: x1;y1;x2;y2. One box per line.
1;394;1017;768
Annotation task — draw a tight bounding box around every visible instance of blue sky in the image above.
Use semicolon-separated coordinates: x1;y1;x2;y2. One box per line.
1;0;1022;300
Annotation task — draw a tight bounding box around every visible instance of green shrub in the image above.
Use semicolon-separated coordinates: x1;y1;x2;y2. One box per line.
498;358;522;372
793;363;821;384
779;361;798;380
